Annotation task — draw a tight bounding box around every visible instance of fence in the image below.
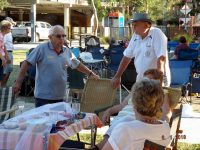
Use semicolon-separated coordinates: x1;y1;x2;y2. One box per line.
70;26;200;40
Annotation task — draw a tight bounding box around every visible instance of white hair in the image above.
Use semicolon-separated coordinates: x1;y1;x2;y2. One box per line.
48;25;64;36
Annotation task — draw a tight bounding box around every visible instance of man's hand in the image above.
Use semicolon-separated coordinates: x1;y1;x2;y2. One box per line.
102;109;111;125
89;72;100;79
13;81;22;95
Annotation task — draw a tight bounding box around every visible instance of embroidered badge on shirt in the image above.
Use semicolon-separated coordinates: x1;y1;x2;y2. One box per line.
144;50;151;57
47;55;55;61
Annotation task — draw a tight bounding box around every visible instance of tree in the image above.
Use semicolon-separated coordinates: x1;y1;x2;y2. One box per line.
91;0;98;36
88;0;187;26
0;0;9;10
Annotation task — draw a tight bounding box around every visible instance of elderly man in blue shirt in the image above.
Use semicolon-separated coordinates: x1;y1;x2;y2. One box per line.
13;25;99;107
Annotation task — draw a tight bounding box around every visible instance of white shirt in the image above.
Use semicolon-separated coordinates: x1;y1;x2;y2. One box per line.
4;32;13;51
108;120;171;150
123;27;170;86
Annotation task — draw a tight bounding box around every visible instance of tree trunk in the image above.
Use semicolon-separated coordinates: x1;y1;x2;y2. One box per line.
91;0;98;36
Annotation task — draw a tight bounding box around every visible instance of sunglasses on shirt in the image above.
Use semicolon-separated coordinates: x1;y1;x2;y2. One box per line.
54;34;66;38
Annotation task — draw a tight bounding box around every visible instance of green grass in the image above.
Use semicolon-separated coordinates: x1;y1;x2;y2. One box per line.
10;49;200;149
7;50;28;87
178;143;200;150
69;133;200;150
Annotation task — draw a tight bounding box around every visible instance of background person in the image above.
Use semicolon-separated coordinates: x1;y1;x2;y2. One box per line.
0;20;11;87
111;12;170;89
102;78;171;150
1;17;16;87
95;69;165;149
13;25;99;107
173;36;190;59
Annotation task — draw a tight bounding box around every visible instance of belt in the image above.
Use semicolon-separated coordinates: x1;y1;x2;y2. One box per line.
7;51;13;52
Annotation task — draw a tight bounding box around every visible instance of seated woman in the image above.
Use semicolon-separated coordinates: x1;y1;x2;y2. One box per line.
102;78;171;150
94;69;173;150
173;36;190;59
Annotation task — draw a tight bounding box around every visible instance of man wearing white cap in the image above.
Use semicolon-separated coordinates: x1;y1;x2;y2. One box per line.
1;17;16;86
111;12;170;88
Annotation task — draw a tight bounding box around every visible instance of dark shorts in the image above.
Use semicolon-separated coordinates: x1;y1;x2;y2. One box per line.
35;97;64;107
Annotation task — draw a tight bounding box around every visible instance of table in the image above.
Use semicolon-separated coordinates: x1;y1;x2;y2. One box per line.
73;33;92;47
0;102;102;150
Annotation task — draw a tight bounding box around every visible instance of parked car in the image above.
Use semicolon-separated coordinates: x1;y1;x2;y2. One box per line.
12;21;51;42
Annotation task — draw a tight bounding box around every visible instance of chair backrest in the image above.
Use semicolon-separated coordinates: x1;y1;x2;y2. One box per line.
177;49;198;60
163;87;182;110
168;41;178;51
0;87;16;123
87;47;104;60
108;45;125;71
70;47;80;58
85;36;100;48
143;139;166;150
169;105;183;149
189;43;199;49
191;78;200;93
80;78;116;113
67;68;85;90
169;60;193;86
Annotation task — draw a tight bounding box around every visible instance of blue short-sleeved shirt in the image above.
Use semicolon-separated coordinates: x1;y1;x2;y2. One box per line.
26;41;80;100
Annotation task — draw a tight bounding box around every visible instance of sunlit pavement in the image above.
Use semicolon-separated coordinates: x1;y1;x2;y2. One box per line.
179;103;200;144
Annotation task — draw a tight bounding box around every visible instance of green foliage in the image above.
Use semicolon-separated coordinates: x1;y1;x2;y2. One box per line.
100;36;110;44
87;0;108;20
178;142;200;150
0;0;9;10
172;33;193;43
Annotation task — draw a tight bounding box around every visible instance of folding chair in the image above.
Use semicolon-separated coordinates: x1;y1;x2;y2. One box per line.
19;61;35;97
0;87;18;123
107;45;125;74
85;35;100;50
70;47;80;58
168;105;183;150
80;78;117;146
79;52;104;77
87;46;105;60
67;67;86;99
190;77;200;94
0;106;18;123
169;60;193;103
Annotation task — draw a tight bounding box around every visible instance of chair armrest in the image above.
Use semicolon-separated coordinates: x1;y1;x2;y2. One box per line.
0;105;18;117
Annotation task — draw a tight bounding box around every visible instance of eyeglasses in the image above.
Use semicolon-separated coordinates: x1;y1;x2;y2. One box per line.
54;34;66;39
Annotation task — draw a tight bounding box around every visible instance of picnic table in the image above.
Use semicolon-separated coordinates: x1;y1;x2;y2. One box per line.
0;102;102;150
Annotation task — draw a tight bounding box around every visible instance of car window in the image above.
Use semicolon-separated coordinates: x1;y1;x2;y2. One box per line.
25;22;31;27
46;23;51;28
41;23;45;28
